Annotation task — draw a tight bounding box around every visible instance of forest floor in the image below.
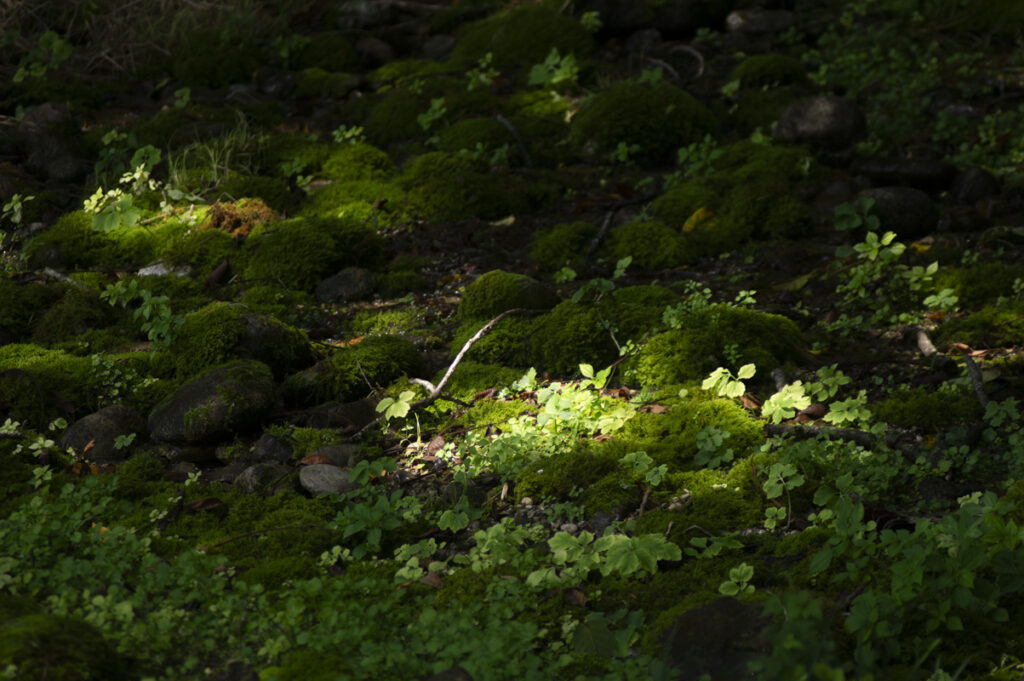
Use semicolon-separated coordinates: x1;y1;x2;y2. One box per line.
2;1;1024;680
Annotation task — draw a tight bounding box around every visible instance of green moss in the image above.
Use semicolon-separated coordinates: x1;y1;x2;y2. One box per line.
161;227;238;276
435;361;526;401
450;5;595;70
730;54;806;88
627;304;805;387
0;279;61;340
934;302;1024;349
397;152;530;221
298;180;405;226
456;397;532;430
645;468;764;536
374;270;432;297
30;285;122;346
368;58;448;86
449;315;536;368
292;34;359;71
294;68;359;99
604;220;688;270
169;301;314;379
529;300;618;376
265;135;334;176
172;28;259;88
281;335;423;405
569;81;716;164
350;306;427;336
0;612;134;681
321;143;396;183
216;174;298;214
436;117;514;155
529;221;597;270
602;285;679;342
873;386;983;430
0;344;95;427
934;262;1024;309
721;179;811;240
500;90;572;167
515;442;620;504
23;210;161;271
114;450;168;501
363;88;429;146
241;216;387;291
458;270;559;321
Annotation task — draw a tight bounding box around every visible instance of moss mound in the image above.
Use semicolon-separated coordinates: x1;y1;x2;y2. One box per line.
169;302;315;379
216;174;298;214
627;304;805;387
934;262;1024;309
529;221;598;270
241;217;387;291
0;611;134;681
0;343;95;427
873;387;983;430
397;152;530;221
450;5;595;70
529;300;618;376
934;302;1024;349
569;81;716;164
0;280;62;341
299;180;405;226
603;220;689;269
321;143;396;183
24;210;162;271
436;117;515;156
281;335;423;405
729;54;806;88
458;270;559;321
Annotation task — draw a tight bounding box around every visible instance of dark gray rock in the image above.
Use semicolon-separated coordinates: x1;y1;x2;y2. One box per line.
256;69;297;99
338;0;399;29
316;267;375;303
775;96;865;149
252;433;294;464
148;360;276;445
61;405;146;463
355;36;395;66
661;597;768;680
235;462;294;494
299;464;358;496
725;9;795;34
951;167;1000;205
625;29;662;54
860;186;938;239
422;35;456;61
421;668;474;681
284;399;379;430
850;157;956;193
308;443;360;467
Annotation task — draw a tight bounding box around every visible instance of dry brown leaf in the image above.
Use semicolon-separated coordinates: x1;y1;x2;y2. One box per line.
420;571;444;589
299;453;333;466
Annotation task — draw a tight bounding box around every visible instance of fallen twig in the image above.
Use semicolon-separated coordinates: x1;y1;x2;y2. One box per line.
962;354;989;409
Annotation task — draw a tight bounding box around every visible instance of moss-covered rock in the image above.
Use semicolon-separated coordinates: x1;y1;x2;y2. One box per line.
436;361;527;401
569;81;716;164
450;5;595;70
933;262;1024;309
529;221;597;270
729;54;806;88
0;279;61;341
397;152;530;221
30;285;122;346
450;315;537;368
0;611;134;681
321;143;396;183
873;387;984;430
168;301;315;379
299;180;405;226
604;220;689;270
241;216;387;291
600;285;679;342
280;335;423;406
294;68;359;99
161;226;238;277
458;270;559;320
363;88;429;146
23;210;165;271
651;142;816;244
0;343;96;427
934;302;1024;349
627;304;805;387
437;117;515;156
171;28;260;88
529;300;619;376
515;442;620;505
